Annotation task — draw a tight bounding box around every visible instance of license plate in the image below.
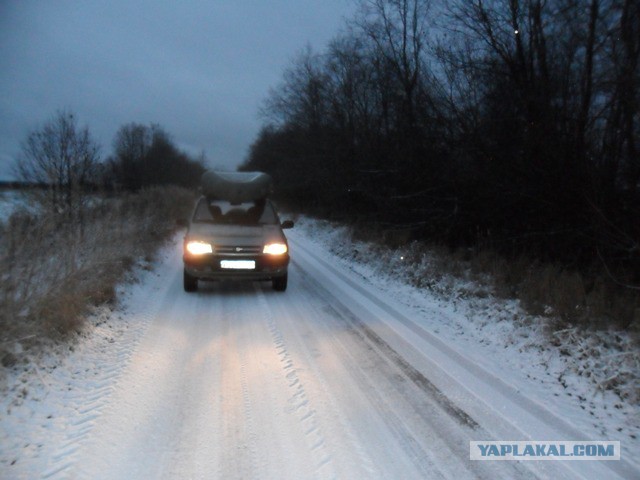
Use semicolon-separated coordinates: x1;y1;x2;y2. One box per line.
220;260;256;270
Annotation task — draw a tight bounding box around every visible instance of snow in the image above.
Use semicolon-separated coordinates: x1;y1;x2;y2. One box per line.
0;189;32;223
290;217;639;462
1;253;165;477
0;215;638;479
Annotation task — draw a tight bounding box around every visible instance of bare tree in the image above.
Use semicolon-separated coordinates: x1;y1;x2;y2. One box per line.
15;110;100;217
356;0;433;131
112;123;152;191
110;123;205;191
261;45;332;132
614;0;639;192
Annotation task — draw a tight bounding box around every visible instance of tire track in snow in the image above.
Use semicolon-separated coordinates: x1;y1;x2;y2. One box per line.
290;263;450;479
40;247;178;480
291;235;479;429
267;272;382;479
256;288;337;479
217;291;255;480
290;253;536;480
238;342;262;477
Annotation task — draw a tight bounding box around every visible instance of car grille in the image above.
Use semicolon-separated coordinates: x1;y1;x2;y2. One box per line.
215;245;262;255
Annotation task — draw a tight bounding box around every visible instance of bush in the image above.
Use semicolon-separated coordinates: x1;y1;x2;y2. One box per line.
0;186;196;345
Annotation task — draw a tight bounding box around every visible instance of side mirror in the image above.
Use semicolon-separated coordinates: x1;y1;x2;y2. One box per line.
281;220;294;229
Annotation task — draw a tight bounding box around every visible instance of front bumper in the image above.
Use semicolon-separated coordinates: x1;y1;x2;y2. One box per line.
183;252;289;281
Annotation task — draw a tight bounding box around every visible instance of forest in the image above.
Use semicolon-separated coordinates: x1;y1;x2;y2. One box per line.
242;0;639;289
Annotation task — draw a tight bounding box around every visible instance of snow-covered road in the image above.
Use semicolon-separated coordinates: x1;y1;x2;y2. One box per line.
3;230;637;479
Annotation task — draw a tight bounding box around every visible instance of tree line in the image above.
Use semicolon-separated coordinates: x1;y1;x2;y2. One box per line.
243;0;639;284
14;110;205;217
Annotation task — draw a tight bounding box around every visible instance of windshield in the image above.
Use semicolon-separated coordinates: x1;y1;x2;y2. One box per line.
192;199;278;225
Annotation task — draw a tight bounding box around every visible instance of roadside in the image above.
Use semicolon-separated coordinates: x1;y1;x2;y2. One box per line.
289;216;639;467
0;237;179;476
0;187;194;368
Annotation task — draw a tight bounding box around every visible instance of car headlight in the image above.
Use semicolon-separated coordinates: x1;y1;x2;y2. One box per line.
186;240;213;255
263;243;288;255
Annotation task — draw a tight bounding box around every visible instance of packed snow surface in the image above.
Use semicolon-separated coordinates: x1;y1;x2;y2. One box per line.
1;219;638;479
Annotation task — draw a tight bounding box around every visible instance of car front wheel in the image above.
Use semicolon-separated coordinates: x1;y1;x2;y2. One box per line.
272;273;288;292
184;269;198;292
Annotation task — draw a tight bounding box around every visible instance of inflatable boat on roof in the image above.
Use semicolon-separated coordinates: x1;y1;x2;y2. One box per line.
201;171;273;203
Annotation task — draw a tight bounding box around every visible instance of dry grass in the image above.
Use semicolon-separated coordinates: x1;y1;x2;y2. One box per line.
339;219;639;403
426;244;639;331
0;186;195;350
346;219;639;332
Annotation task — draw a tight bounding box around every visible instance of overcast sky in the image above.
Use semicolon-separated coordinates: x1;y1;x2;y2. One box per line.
0;0;356;180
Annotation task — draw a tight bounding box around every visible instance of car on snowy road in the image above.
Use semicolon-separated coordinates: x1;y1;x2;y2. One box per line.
182;172;293;292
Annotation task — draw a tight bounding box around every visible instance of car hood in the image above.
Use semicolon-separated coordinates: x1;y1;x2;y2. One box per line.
186;223;286;246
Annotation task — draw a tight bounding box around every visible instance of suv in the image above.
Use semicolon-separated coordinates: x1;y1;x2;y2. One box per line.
183;196;293;292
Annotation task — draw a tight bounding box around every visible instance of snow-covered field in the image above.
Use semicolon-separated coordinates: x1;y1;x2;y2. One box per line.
0;215;638;479
0;189;31;222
